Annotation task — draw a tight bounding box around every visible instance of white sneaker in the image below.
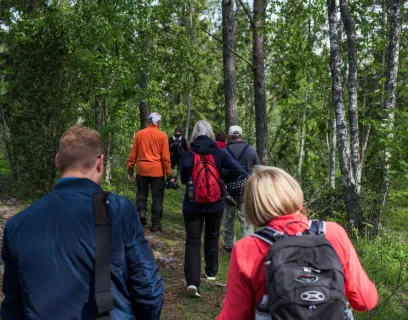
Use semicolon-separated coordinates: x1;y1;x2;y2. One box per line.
205;274;216;281
186;285;201;298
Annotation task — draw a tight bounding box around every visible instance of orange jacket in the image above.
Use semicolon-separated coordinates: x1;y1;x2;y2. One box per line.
128;125;171;178
218;212;378;320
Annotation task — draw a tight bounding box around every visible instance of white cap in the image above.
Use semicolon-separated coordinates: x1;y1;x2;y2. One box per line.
149;112;161;125
228;125;243;137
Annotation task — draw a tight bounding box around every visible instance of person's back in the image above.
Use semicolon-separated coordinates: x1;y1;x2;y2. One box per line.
218;167;378;320
2;126;163;319
130;124;170;178
225;126;259;174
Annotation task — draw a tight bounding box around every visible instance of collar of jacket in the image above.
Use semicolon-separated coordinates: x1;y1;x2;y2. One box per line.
53;178;102;192
266;211;308;234
148;124;159;129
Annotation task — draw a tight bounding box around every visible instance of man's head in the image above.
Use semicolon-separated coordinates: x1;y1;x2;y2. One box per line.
148;112;161;126
228;125;243;142
174;127;181;137
56;126;104;184
216;131;227;143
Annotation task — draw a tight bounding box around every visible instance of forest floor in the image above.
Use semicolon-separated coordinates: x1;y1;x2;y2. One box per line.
0;184;231;319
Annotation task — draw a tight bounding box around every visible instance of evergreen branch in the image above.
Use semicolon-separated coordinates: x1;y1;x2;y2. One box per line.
200;29;254;69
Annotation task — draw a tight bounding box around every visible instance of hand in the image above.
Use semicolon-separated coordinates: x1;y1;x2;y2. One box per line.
128;173;133;180
170;178;175;183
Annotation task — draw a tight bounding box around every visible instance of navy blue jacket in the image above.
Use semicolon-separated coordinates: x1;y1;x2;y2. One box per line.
180;136;247;213
0;178;163;320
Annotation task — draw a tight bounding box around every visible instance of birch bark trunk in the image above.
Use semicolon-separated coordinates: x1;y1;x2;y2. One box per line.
372;0;402;235
328;0;362;228
340;0;361;194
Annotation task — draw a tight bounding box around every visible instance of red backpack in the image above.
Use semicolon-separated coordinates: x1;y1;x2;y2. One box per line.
191;152;222;203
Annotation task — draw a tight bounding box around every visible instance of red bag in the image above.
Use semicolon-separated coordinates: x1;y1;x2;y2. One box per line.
191;152;222;203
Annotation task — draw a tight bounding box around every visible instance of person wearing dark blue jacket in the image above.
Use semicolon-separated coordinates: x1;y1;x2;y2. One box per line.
180;120;247;298
0;126;163;320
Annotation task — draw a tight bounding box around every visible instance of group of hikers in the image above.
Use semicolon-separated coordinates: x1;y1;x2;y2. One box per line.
0;111;379;319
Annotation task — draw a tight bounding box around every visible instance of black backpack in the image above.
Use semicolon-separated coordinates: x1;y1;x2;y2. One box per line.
170;136;184;156
253;220;346;320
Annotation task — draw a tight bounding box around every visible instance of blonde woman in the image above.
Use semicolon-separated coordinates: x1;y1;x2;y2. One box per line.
218;166;378;319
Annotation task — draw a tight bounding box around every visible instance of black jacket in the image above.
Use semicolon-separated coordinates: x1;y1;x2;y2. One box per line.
180;136;247;213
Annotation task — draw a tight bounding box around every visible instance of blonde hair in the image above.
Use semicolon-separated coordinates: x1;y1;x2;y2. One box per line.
244;166;304;227
190;120;215;143
58;126;103;173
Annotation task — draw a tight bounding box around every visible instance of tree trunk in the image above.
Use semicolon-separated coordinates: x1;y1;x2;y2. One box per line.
95;97;102;132
340;0;361;194
297;108;306;179
327;0;362;228
103;100;112;184
252;0;268;165
0;103;18;180
185;93;192;141
139;99;148;129
184;0;194;141
372;0;402;235
222;0;238;132
329;117;336;190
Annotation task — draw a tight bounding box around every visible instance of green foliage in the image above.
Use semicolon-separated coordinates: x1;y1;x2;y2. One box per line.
354;232;408;319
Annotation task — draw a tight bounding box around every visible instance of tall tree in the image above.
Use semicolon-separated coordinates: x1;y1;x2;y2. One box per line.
372;0;402;235
239;0;268;164
252;0;268;164
222;0;238;131
340;0;361;194
327;0;362;228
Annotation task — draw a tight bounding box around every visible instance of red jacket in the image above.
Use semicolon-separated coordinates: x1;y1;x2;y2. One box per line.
218;212;378;320
216;141;227;149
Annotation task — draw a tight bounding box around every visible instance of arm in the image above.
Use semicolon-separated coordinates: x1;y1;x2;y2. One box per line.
179;151;193;184
0;227;24;319
161;135;172;177
221;150;248;183
182;137;188;152
217;248;254;320
128;133;138;174
336;225;378;311
123;200;164;319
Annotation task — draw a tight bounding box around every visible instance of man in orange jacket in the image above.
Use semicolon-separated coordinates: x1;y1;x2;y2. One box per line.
128;112;172;233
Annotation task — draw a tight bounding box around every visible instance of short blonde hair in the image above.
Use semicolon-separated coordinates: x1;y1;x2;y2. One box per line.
190;120;215;143
244;166;304;227
58;126;103;173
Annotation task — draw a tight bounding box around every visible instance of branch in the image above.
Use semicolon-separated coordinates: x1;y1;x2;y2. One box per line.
237;0;256;29
200;29;254;69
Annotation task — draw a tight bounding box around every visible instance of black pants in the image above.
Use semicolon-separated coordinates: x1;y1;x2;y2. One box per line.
183;209;224;287
136;175;164;227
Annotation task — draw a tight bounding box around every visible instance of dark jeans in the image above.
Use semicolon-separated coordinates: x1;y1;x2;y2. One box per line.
183;209;224;287
136;175;164;227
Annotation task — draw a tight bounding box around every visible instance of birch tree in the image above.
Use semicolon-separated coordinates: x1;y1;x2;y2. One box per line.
327;0;362;228
371;0;402;235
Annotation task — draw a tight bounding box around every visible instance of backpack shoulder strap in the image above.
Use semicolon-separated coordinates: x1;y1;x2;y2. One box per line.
252;227;285;245
93;191;113;320
236;144;250;162
308;219;326;236
226;146;234;158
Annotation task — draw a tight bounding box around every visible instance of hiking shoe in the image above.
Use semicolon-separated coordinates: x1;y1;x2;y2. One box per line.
186;285;201;298
139;211;147;226
150;225;163;233
221;245;232;254
205;274;216;281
